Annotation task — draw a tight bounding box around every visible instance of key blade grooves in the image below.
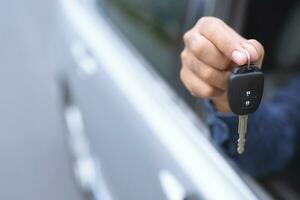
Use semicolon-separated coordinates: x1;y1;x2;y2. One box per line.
238;115;248;135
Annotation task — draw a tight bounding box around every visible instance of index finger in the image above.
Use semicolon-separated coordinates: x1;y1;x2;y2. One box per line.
196;17;244;58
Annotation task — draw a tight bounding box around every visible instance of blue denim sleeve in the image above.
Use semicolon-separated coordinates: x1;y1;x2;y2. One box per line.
206;75;300;177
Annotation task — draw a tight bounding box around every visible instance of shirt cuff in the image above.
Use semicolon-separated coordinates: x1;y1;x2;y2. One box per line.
205;100;239;155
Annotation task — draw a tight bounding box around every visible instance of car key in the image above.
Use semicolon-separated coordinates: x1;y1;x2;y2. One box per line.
227;50;264;154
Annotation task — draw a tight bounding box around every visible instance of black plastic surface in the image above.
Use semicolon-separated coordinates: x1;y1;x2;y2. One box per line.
227;64;264;115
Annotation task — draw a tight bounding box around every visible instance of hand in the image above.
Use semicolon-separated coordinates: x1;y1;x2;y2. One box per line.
180;17;265;113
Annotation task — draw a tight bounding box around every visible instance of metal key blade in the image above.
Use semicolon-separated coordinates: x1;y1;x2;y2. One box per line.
237;115;248;154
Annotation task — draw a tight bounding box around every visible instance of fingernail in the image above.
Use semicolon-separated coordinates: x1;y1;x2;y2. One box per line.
232;50;247;65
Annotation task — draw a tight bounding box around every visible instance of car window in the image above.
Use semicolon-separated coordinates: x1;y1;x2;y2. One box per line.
97;0;187;90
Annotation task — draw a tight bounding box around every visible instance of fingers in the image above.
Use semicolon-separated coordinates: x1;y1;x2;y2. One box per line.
183;32;230;70
181;51;229;90
231;40;264;67
196;17;244;61
246;39;265;67
195;17;263;66
180;67;224;98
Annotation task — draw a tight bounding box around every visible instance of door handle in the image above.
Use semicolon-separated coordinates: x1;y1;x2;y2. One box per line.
71;41;98;76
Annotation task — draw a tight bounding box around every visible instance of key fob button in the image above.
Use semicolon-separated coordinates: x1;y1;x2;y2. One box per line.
243;90;256;98
241;98;255;109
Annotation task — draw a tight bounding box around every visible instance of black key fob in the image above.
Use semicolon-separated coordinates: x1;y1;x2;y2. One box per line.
227;64;264;115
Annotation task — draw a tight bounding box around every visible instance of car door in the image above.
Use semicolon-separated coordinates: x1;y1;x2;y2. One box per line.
59;0;271;199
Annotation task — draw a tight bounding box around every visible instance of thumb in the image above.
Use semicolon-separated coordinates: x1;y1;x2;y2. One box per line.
231;40;265;67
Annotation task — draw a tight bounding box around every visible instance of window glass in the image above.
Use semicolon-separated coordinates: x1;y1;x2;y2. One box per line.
97;0;187;88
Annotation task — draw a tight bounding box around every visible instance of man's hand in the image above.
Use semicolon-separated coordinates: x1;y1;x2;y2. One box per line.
180;17;265;113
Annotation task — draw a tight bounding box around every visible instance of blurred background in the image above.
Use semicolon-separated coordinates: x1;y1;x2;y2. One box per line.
2;0;300;199
0;0;83;200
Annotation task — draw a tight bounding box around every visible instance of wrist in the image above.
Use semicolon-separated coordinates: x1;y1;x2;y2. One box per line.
212;99;231;113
